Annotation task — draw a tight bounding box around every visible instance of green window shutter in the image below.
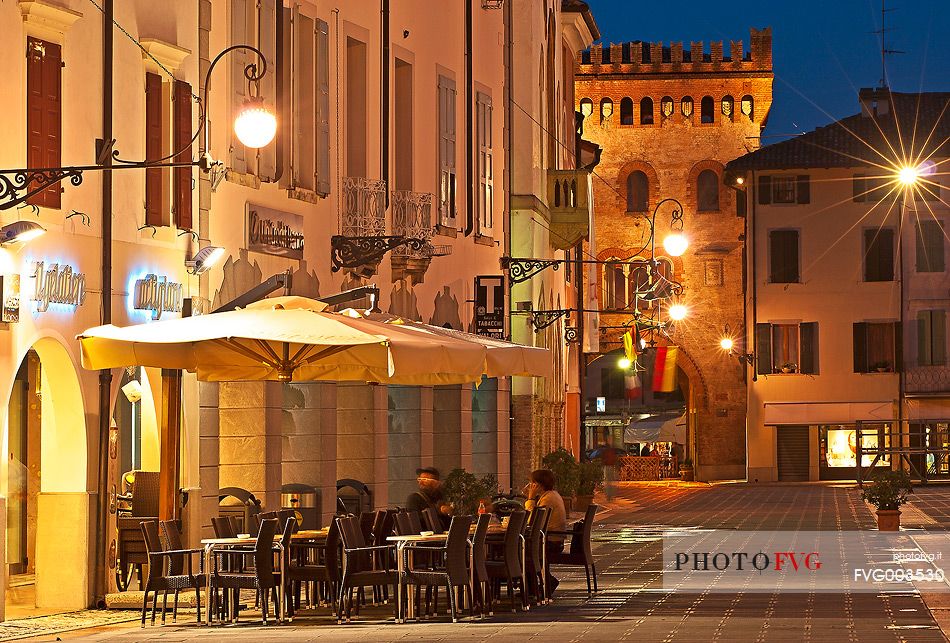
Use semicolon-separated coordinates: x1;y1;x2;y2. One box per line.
853;322;868;373
755;323;772;376
757;175;772;205
796;175;810;204
800;322;819;374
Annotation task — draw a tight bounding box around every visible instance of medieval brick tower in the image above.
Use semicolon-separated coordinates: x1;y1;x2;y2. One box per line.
575;28;773;481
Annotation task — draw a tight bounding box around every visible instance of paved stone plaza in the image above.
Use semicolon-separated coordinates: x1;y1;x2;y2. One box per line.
16;482;950;642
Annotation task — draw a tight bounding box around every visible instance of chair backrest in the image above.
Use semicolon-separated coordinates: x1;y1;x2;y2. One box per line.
407;510;424;534
504;510;527;577
279;516;295;551
228;515;243;536
277;509;297;532
324;517;342;582
423;506;445;534
394;511;414;536
525;507;547;570
471;513;492;581
359;511;377;544
140;520;165;578
212;516;236;538
337;515;372;572
572;504;598;561
443;515;473;585
160;520;185;575
131;472;160;517
253;518;279;587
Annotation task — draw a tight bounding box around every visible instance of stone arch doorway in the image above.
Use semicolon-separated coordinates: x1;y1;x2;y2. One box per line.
4;335;90;610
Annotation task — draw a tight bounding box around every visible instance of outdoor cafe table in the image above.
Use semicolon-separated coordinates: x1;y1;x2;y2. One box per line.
200;527;330;625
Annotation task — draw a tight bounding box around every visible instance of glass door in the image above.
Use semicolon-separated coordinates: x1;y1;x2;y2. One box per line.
6;361;28;575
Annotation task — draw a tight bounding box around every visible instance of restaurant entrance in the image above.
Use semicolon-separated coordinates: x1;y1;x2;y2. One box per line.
6;352;40;579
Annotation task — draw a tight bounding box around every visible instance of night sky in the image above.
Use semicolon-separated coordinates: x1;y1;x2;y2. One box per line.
583;0;950;142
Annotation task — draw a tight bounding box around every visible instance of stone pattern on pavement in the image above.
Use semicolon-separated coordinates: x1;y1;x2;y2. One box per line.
36;483;950;642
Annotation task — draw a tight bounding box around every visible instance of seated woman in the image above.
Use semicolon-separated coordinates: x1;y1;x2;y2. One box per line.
524;468;567;595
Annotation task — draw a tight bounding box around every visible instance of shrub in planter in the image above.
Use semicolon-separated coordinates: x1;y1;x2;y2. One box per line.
442;468;498;517
862;469;913;531
541;447;580;498
575;461;604;512
679;458;694;482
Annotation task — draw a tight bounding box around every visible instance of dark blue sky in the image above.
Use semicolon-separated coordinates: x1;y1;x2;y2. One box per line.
583;0;950;141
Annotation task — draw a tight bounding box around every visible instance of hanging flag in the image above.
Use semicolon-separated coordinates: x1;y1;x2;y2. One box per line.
652;345;679;393
622;330;635;363
624;372;642;399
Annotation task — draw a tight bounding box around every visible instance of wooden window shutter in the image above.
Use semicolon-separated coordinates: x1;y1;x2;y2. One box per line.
852;322;868;373
755;323;772;376
230;0;248;174
800;322;819;374
935;310;948;365
27;37;62;209
258;0;278;181
315;18;330;196
292;11;315;191
796;175;810;204
145;72;163;226
757;174;771;205
173;79;193;230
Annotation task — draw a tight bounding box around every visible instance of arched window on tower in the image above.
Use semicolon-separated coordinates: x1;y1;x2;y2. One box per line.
600;97;614;123
660;96;674;119
640;97;654;125
579;97;593;119
603;261;628;310
626;170;649;212
681;96;693;118
741;94;754;119
620;97;634;125
697;169;720;211
721;95;734;120
701;96;714;123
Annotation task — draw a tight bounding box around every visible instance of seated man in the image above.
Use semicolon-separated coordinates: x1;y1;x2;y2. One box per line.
406;467;451;528
524;468;567;595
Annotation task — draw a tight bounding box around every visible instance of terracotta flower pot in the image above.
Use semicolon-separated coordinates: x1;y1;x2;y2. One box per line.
679;467;694;482
876;508;901;531
575;494;593;513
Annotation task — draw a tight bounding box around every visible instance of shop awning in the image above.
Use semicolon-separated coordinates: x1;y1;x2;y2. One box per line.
624;412;686;443
762;401;894;425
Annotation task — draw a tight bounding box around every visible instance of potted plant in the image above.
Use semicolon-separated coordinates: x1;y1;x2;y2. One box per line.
442;468;499;517
575;461;603;512
679;457;694;482
872;361;891;373
862;469;913;531
779;362;797;374
541;447;580;501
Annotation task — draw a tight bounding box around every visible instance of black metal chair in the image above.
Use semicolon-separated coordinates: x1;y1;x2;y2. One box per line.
212;518;280;624
394;511;416;536
547;503;600;594
524;506;551;604
287;517;341;612
423;506;445;534
485;510;528;612
401;515;473;622
336;515;398;623
471;513;493;617
139;520;205;627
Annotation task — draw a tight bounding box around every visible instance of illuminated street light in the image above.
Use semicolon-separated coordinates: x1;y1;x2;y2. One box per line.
663;232;689;257
618;357;632;370
897;165;920;186
720;337;734;351
668;303;687;321
234;97;277;148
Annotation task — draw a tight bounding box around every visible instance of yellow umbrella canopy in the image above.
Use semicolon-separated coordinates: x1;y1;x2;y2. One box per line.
78;297;392;382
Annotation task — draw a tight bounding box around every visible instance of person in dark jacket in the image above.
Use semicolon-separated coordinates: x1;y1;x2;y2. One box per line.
406;467;451;526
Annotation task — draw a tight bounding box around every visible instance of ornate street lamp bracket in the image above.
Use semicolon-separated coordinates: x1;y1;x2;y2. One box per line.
501;257;561;284
330;235;427;273
530;308;571;333
565;326;580;343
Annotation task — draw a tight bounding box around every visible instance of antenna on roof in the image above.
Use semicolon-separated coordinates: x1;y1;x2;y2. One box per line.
872;0;904;88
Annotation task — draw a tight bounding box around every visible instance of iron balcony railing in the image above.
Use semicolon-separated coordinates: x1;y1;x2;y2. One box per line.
341;176;386;238
391;189;434;258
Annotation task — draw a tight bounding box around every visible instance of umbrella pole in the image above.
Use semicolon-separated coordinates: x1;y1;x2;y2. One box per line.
159;369;182;520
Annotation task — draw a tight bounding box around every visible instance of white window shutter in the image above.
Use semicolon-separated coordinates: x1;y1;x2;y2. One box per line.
293;12;315;190
258;0;278;181
229;0;248;174
315;18;330;196
438;76;456;227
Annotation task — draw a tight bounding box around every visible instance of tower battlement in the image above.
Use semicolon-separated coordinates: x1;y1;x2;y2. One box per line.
577;27;772;75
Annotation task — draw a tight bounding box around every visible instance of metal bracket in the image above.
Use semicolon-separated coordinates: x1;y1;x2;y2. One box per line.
565;326;580;343
330;235;426;273
530;309;571;333
0;168;83;211
501;256;561;284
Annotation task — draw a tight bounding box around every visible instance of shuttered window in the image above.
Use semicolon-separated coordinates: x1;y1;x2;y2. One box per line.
768;229;800;283
257;0;278;180
315;19;330;196
438;75;457;227
863;228;894;282
26;37;62;209
853;321;898;372
173;80;193;230
917;310;947;366
229;0;249;174
755;322;819;375
476;91;493;233
144;72;164;226
292;11;315;191
758;174;809;205
916;220;945;273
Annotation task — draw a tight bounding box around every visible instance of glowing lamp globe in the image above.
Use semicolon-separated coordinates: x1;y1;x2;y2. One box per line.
897;165;919;186
663;232;688;257
720;337;734;351
234;98;277;148
668;304;687;321
618;357;632;370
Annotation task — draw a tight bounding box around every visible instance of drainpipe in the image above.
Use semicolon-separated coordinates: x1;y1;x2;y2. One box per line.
503;0;513;484
749;170;758;383
93;0;114;607
463;0;474;236
381;0;390;207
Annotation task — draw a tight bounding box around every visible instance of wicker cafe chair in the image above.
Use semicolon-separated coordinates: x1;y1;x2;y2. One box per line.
471;512;493;616
485;509;528;612
212;518;280;624
288;516;341;612
139;520;205;627
524;506;551;604
547;503;600;594
394;511;416;536
401;515;474;623
423;506;446;534
336;515;398;623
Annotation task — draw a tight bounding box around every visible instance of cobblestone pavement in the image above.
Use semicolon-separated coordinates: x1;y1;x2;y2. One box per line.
34;483;950;642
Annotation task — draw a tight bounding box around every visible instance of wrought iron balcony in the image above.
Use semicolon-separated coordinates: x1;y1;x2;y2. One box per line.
905;362;950;395
547;168;593;251
342;176;386;237
391;190;434;259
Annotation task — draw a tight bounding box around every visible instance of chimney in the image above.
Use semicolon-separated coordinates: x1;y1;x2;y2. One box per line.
859;87;891;118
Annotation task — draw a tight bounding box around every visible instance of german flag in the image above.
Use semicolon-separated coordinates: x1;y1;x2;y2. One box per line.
652;346;678;393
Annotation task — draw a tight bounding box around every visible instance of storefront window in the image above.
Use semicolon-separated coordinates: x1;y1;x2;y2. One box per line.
820;424;890;468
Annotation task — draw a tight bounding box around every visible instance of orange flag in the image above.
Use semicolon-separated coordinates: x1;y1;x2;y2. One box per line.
652;346;678;393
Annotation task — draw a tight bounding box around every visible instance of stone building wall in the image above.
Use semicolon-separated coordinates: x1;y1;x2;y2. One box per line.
574;28;774;480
